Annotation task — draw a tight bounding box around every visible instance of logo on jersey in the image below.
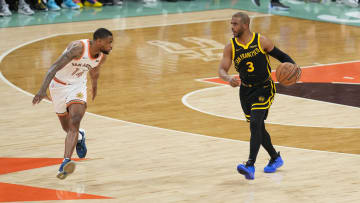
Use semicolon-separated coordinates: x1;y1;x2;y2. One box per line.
72;62;92;70
234;48;261;65
258;96;265;102
76;93;84;99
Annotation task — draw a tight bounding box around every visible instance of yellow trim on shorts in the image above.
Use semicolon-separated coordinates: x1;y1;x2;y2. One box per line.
251;81;276;110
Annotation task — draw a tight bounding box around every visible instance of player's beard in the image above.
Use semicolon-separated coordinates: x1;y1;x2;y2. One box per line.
235;30;243;38
101;49;110;55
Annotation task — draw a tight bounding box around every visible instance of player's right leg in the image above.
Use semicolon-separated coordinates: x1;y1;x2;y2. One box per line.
237;86;257;180
58;114;86;157
64;103;86;159
56;103;86;180
50;80;87;179
58;113;69;132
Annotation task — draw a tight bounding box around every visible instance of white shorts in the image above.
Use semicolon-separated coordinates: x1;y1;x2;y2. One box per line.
49;78;87;116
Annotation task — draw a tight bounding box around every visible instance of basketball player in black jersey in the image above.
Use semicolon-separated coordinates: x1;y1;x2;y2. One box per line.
218;12;299;180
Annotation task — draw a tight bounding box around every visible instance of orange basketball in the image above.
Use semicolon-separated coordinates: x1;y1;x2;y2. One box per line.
275;62;302;86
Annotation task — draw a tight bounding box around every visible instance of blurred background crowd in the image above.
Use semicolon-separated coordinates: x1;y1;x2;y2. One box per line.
0;0;195;16
1;0;359;18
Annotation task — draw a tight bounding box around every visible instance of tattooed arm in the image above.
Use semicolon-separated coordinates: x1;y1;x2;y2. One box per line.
89;55;107;101
32;41;84;105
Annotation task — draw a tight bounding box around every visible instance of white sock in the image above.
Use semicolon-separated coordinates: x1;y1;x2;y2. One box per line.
78;132;82;141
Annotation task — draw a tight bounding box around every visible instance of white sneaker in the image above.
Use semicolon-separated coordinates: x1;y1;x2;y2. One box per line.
0;4;12;16
18;4;35;15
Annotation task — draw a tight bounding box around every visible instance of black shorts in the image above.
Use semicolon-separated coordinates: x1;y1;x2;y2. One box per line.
239;80;276;121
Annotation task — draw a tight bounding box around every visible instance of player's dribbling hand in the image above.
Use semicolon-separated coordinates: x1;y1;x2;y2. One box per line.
229;77;240;87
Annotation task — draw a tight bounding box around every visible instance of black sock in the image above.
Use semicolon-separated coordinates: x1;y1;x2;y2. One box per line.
246;159;255;166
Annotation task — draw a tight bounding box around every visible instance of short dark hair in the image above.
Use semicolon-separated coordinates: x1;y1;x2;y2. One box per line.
93;28;112;40
232;12;250;25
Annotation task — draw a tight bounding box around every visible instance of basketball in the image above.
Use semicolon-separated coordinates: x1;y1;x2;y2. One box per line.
275;62;302;86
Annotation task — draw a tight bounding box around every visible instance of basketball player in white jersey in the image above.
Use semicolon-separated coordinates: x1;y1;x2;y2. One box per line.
32;28;113;179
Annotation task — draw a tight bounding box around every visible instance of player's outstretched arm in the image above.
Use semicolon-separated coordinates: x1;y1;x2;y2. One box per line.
32;41;83;105
218;43;240;87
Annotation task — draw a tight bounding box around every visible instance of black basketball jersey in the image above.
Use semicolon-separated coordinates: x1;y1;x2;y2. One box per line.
231;33;271;85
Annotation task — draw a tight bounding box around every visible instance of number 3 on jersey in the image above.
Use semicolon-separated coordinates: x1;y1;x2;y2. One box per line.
246;62;255;72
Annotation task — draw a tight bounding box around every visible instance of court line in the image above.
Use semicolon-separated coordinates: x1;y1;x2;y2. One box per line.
1;16;360;157
193;61;360;115
181;84;360;129
2;70;359;157
0;13;273;48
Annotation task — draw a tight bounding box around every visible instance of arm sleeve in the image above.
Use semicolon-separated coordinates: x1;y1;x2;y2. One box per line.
268;46;295;64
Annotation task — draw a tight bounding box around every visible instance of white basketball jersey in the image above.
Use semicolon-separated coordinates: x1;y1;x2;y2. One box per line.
54;39;103;84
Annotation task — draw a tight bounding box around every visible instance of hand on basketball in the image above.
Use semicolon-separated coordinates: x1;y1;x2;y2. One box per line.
32;91;49;105
276;62;301;86
229;77;240;87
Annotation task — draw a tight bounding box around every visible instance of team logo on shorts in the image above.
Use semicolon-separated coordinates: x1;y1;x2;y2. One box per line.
258;96;265;102
76;93;84;99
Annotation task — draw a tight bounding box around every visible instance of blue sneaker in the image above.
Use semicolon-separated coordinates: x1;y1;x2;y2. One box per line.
47;0;61;11
61;0;80;9
264;153;284;173
56;159;76;180
237;164;255;180
76;129;87;158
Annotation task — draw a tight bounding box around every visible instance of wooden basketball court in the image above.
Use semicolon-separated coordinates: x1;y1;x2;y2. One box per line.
0;8;360;203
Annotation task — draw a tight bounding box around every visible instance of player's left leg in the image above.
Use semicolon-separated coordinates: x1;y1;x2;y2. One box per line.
248;109;267;164
263;121;283;173
261;118;278;159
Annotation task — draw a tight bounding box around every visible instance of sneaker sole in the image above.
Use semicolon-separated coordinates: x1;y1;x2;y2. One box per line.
237;167;254;180
56;161;76;180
